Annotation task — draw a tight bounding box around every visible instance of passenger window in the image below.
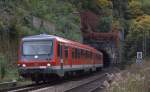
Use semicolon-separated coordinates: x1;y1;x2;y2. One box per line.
87;51;89;59
72;48;75;62
84;50;86;58
90;52;92;59
72;49;74;58
78;49;81;59
65;46;68;58
99;55;101;60
75;48;78;59
86;51;88;58
81;49;83;58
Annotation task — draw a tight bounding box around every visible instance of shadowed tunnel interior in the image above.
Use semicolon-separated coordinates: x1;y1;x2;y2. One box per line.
98;49;111;68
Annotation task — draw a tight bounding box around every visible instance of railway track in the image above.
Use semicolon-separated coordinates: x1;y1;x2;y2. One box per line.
1;79;62;92
31;67;118;92
1;83;44;92
1;67;119;92
64;73;106;92
63;67;119;92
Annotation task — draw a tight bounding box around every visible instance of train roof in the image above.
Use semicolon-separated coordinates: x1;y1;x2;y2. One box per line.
22;34;102;55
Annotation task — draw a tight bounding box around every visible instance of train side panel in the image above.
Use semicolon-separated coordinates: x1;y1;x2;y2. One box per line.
18;34;103;82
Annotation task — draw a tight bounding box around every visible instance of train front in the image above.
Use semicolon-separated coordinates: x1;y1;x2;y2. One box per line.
18;35;56;82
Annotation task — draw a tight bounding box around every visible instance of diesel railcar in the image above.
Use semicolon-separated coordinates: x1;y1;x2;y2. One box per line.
18;34;103;82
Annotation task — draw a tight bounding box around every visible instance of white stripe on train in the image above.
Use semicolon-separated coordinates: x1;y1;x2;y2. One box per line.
23;64;103;69
52;64;103;69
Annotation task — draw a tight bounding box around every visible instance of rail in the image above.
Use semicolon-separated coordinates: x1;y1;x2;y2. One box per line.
0;80;17;87
64;73;107;92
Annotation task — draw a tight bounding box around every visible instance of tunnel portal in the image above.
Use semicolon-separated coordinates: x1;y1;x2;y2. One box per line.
80;10;121;67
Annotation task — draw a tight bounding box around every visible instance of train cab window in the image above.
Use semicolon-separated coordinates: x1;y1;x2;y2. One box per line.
23;40;53;56
57;43;62;58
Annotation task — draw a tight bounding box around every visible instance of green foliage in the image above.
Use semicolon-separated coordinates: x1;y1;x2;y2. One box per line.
0;0;80;39
96;0;112;9
112;19;122;30
125;15;150;59
108;60;150;92
141;0;150;15
117;0;150;61
68;0;100;13
0;53;20;81
24;0;80;40
0;1;81;81
97;16;113;32
129;0;143;18
0;54;7;79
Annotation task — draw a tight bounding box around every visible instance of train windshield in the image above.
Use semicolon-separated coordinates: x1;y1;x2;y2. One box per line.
23;40;53;56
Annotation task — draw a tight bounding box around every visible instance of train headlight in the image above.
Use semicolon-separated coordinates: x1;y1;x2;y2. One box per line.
17;64;20;67
22;64;26;67
47;63;51;67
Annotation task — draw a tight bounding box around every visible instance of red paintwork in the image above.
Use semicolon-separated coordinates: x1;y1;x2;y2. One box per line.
51;36;103;67
18;35;103;70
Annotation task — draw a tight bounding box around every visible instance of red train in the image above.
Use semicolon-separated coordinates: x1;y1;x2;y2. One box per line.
18;34;103;82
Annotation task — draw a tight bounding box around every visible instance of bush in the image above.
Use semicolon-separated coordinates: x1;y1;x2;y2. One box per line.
107;59;150;92
0;55;7;79
96;0;112;9
0;54;20;82
129;0;143;18
97;16;113;32
141;0;150;15
125;15;150;60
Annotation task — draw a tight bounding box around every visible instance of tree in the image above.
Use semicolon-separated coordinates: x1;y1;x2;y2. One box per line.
125;15;150;59
129;0;143;18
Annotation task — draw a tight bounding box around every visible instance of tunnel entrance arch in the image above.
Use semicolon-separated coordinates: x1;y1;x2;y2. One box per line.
80;10;122;67
82;32;120;67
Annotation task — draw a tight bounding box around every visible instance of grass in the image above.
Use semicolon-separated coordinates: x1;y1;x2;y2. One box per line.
0;66;19;83
106;59;150;92
0;54;20;83
0;55;7;80
0;55;32;89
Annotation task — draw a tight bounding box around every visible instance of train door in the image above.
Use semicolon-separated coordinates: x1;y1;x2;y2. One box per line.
93;53;95;66
68;47;72;67
72;48;75;67
64;46;69;68
81;49;84;68
57;43;63;69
